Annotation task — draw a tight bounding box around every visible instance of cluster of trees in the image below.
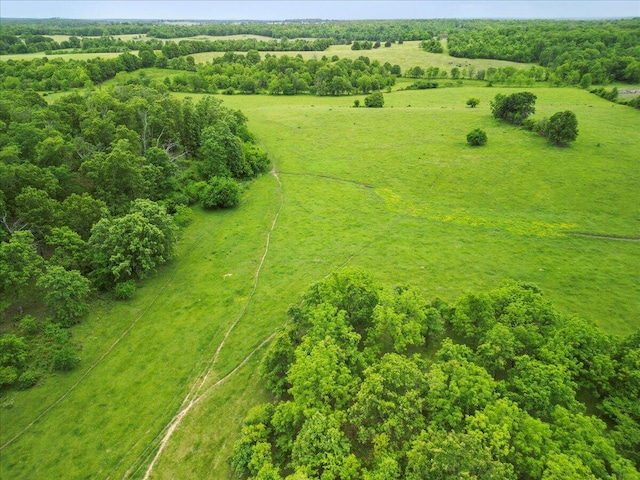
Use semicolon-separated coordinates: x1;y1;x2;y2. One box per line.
490;92;579;146
447;19;640;85
404;63;547;85
0;85;268;389
421;37;444;53
163;52;399;96
232;269;640;479
0;52;153;91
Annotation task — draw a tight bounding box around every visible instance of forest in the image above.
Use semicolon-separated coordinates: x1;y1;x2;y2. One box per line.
1;15;639;480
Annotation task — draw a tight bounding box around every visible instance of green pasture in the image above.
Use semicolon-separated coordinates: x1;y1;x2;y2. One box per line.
1;85;638;479
190;40;537;71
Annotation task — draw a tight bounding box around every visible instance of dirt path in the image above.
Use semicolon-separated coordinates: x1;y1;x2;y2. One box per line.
567;232;640;242
136;166;285;480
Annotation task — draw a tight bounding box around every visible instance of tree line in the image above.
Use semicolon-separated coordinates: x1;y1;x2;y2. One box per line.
232;269;640;479
4;18;639;87
0;85;269;390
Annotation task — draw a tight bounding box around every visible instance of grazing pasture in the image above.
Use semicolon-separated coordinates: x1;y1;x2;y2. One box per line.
1;82;637;479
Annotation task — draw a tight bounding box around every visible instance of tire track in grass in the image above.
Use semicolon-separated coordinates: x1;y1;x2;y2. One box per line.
135;167;284;480
0;231;209;452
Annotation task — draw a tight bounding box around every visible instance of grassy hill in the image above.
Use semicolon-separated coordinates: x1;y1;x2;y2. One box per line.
1;84;638;479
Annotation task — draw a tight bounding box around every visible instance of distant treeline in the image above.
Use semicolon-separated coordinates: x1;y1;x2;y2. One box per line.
2;18;640;86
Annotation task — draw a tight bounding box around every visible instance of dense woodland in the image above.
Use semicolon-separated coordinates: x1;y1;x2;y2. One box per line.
233;270;640;479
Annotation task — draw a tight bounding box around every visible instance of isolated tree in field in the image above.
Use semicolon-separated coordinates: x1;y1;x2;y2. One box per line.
467;128;488;146
547;110;578;146
37;266;91;326
490;92;536;125
364;91;384;108
466;97;480;108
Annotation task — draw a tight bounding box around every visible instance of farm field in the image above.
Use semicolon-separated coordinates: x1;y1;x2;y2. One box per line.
1;83;638;479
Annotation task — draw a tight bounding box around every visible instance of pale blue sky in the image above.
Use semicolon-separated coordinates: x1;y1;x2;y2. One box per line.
2;1;639;20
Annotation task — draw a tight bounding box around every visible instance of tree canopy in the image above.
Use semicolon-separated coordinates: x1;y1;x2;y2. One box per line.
233;270;640;479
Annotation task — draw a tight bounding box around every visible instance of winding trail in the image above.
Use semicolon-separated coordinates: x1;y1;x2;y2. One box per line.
0;231;209;452
136;166;284;480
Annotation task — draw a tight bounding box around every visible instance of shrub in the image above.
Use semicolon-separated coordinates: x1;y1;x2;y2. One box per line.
173;204;194;227
201;176;241;209
18;315;39;336
364;91;384;108
52;346;80;371
466;98;480;108
114;280;136;300
467;128;488;146
407;81;438;90
547;110;578;146
17;370;39;390
353;99;360;108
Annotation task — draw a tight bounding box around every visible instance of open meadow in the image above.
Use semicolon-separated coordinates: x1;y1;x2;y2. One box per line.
190;40;538;72
1;79;638;478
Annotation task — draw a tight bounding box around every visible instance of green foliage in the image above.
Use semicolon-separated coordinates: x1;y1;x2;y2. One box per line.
364;91;384;108
52;345;81;371
237;274;640;479
200;176;241;209
0;230;45;310
490;92;537;125
89;199;177;288
467;128;488;146
547;110;578;146
467;97;480;108
421;37;443;54
36;266;91;326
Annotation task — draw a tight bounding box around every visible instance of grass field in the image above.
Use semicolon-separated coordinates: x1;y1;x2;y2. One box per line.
1;85;638;479
190;40;538;71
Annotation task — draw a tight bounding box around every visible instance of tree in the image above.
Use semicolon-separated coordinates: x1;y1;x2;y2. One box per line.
198;124;249;179
37;266;91;326
88;200;177;288
0;230;44;312
80;139;144;213
0;334;28;388
200;176;241;209
349;353;426;449
467;128;488;146
406;429;515;480
291;411;353;479
547;110;578;146
490;92;536;125
59;193;108;240
466;97;480;108
364;91;384;108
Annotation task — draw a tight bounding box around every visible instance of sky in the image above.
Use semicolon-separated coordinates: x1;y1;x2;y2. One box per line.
1;1;639;20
